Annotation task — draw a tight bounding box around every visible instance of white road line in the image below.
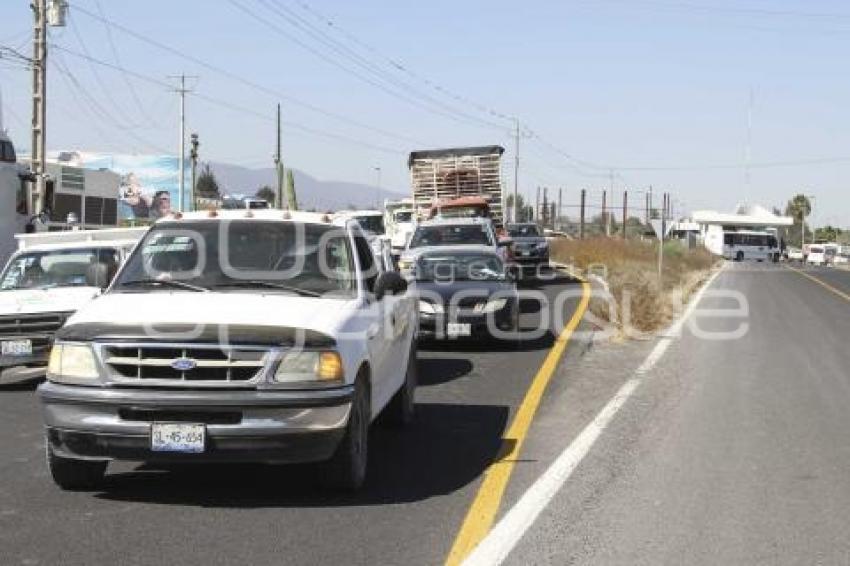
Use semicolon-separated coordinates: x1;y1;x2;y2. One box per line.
462;266;724;566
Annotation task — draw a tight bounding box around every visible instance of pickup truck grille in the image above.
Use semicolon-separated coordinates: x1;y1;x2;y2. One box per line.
102;344;269;387
0;312;70;337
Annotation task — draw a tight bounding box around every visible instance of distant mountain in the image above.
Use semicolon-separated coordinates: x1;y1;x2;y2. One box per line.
210;162;406;211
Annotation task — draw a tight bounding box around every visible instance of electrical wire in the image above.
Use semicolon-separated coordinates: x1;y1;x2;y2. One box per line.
94;0;161;128
229;0;508;133
256;0;510;131
69;3;429;148
50;44;406;157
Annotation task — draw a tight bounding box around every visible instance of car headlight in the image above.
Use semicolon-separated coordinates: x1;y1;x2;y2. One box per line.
398;259;413;271
47;343;100;384
473;298;508;313
536;241;549;250
419;300;444;314
273;350;344;385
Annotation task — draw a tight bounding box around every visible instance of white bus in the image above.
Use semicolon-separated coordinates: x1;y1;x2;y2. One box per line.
722;230;780;262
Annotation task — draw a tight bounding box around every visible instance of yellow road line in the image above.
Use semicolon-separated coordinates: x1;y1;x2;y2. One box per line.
445;281;591;566
787;266;850;302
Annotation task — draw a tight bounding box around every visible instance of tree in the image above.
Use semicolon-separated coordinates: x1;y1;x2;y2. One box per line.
286;169;298;210
505;194;532;222
196;163;221;199
814;225;842;243
784;194;812;248
255;185;276;204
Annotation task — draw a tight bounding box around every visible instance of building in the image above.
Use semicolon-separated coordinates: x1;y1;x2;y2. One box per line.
690;203;793;255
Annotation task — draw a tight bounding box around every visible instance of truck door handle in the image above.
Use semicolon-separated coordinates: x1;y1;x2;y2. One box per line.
367;324;379;340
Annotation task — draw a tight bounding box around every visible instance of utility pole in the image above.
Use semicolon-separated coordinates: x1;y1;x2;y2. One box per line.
622;190;628;239
169;74;194;212
190;133;199;208
513;118;520;223
31;0;47;217
27;0;67;220
579;189;586;239
535;186;540;223
601;190;607;236
557;188;562;231
274;103;285;209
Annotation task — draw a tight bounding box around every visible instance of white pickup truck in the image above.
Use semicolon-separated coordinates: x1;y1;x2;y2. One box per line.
38;210;417;491
0;228;146;373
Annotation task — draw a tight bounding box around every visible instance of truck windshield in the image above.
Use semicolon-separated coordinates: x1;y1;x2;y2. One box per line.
409;224;493;248
507;224;541;237
112;221;356;297
0;248;120;291
355;216;385;235
394;211;413;223
416;253;505;281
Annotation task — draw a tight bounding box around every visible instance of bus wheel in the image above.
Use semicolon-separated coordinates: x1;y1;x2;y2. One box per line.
736;251;744;261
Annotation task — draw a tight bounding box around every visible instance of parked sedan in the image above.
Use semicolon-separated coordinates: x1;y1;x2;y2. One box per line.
409;246;518;341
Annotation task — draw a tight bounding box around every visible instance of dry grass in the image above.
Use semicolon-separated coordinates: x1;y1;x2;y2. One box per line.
550;237;716;334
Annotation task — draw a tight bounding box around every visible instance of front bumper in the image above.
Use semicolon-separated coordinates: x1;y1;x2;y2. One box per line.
418;309;515;339
39;382;353;464
0;334;54;369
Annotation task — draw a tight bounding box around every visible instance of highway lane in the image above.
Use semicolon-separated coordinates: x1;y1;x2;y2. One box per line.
0;277;586;566
504;263;850;565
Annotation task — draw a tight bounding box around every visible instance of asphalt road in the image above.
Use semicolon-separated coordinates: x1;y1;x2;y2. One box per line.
506;262;850;565
0;275;586;566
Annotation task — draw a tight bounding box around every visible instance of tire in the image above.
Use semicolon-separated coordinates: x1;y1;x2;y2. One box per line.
736;251;744;261
46;442;106;491
382;344;417;427
319;377;369;491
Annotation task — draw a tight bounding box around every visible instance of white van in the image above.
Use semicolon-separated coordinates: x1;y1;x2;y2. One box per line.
0;228;145;372
806;245;827;266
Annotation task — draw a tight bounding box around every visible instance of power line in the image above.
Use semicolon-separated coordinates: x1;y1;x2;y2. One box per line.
93;0;160;128
294;1;516;123
66;15;141;128
50;49;171;153
228;0;508;133
69;3;429;148
262;0;511;131
50;43;405;156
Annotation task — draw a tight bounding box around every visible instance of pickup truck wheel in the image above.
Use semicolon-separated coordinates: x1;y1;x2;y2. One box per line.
383;344;417;427
46;443;106;491
320;378;369;491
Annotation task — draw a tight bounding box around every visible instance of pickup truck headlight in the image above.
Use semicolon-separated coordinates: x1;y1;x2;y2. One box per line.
473;298;508;313
419;300;444;314
47;343;100;383
273;350;344;385
536;241;549;250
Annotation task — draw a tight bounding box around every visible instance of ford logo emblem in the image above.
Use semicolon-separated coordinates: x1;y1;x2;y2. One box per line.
171;358;197;371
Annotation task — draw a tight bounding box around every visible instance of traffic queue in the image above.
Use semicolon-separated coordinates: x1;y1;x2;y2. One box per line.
0;195;555;492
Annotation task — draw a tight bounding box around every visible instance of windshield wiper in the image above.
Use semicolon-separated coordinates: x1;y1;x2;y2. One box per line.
118;279;209;292
210;280;322;297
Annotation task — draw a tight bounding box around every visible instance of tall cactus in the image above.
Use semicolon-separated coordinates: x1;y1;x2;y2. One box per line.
286;169;298;210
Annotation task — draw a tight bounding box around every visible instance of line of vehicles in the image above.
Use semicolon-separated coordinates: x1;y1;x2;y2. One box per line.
0;143;558;493
711;228;848;267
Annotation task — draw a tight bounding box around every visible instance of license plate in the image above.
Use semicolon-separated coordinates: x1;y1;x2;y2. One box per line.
447;323;471;337
519;250;530;257
1;339;32;356
151;423;205;453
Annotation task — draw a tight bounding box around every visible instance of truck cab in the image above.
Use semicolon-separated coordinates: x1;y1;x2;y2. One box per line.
38;210;417;491
0;228;145;373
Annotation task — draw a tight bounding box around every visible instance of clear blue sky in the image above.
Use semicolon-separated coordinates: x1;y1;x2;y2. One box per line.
2;0;850;225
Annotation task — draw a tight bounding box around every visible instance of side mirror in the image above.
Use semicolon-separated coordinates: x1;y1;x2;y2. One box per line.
374;271;407;301
86;262;117;289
